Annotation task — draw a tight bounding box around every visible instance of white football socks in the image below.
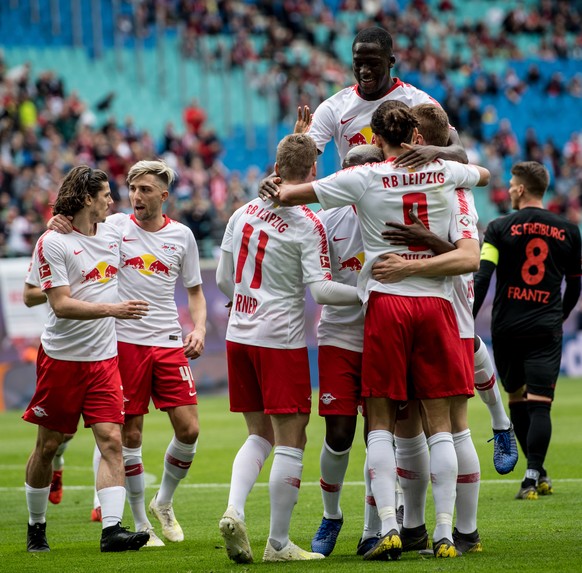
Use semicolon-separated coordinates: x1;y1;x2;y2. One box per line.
227;434;272;520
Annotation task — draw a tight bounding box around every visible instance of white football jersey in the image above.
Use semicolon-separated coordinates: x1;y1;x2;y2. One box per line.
448;188;478;339
31;223;122;361
307;79;440;161
107;213;202;348
222;198;332;349
313;159;480;303
452;274;475;339
317;206;365;352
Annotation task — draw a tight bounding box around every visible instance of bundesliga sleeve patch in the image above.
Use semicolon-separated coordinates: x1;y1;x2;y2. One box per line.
456;214;476;233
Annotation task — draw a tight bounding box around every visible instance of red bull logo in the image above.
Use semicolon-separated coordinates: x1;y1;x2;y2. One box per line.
343;126;376;148
338;252;365;272
122;253;172;276
81;261;118;284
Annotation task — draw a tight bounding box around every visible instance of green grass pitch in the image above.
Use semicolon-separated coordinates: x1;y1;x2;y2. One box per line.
1;378;581;572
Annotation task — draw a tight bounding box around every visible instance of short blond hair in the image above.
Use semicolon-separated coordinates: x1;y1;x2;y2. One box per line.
126;160;176;189
276;135;317;182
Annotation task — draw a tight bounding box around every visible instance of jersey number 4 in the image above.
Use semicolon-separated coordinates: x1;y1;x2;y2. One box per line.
521;237;548;285
235;223;269;289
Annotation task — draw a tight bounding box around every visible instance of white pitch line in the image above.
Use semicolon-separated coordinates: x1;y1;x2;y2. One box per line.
1;478;581;492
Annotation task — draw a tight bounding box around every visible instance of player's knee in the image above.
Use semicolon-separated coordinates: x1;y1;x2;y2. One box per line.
38;436;63;464
325;421;356;452
122;426;143;448
175;423;199;445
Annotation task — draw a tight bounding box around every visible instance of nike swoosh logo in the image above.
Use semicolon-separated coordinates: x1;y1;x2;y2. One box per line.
122;237;138;242
340;116;356;125
333;237;348;242
189;391;197;397
74;250;83;255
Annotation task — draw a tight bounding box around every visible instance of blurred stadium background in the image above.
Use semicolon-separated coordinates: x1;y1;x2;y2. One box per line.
1;0;582;409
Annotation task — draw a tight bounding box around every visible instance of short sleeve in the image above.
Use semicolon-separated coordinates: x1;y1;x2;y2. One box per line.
181;227;203;287
25;253;41;287
313;166;369;211
37;234;70;291
445;162;481;191
449;188;479;243
221;206;245;253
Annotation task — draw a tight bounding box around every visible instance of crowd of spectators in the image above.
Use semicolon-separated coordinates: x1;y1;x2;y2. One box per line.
1;0;582;259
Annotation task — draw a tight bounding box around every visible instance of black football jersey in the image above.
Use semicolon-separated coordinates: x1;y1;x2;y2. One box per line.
483;207;581;336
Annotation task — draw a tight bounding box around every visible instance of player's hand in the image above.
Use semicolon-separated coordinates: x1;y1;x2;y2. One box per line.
47;214;74;234
225;300;233;318
294;105;312;134
382;210;430;246
393;144;440;169
371;253;414;283
183;328;205;359
110;300;149;319
258;176;281;201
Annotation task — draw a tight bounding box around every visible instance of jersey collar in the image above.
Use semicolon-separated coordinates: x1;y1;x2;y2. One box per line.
130;213;171;230
354;77;404;100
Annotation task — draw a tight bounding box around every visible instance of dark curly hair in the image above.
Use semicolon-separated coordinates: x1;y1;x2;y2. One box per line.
53;166;109;217
352;27;393;55
371;100;419;147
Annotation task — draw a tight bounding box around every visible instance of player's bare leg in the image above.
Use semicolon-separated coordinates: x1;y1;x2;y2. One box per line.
49;433;74;505
25;426;64;552
93;422;149;552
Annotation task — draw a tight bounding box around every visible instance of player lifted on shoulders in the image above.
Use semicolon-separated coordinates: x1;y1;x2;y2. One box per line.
271;103;489;559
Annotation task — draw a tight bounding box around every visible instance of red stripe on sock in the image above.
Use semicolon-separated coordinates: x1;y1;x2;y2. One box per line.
125;463;144;477
165;454;192;470
475;374;496;392
397;467;421;480
320;478;341;493
457;472;480;484
366;495;377;507
284;476;301;489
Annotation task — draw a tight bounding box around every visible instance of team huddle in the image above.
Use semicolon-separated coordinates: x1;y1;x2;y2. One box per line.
21;26;580;562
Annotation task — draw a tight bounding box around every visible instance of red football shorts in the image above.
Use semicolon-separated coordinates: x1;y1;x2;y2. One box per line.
226;341;312;415
22;345;124;434
318;345;362;416
118;341;198;415
362;292;468;401
461;337;475;396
